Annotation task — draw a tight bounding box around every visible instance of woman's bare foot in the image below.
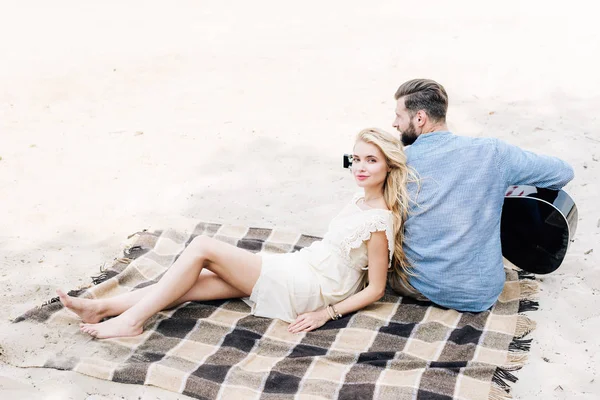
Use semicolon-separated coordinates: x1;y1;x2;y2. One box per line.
56;289;106;323
80;315;143;339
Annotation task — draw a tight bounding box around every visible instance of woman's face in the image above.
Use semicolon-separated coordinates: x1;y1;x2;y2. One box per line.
352;140;389;190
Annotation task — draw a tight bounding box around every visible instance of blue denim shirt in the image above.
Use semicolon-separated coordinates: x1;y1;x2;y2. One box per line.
404;131;574;312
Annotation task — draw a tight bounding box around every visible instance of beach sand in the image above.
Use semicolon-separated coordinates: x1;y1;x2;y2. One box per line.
1;1;599;398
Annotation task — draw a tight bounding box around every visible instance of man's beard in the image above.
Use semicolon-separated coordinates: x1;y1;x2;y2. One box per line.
400;121;419;146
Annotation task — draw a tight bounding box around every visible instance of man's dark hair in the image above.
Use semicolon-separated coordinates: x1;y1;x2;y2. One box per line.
394;79;448;122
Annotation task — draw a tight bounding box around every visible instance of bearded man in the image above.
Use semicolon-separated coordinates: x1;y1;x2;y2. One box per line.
389;79;574;311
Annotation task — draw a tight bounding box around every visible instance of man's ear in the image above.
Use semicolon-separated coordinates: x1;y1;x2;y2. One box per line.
415;110;427;127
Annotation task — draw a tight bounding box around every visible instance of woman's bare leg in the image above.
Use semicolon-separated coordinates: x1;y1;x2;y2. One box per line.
57;269;246;323
80;235;261;338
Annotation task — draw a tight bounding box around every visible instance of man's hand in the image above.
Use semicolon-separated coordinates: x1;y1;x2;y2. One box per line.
288;309;330;334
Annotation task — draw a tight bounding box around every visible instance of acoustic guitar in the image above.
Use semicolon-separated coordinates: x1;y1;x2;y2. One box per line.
342;154;578;274
501;185;577;274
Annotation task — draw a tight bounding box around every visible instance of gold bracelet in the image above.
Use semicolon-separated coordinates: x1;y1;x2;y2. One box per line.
325;305;335;320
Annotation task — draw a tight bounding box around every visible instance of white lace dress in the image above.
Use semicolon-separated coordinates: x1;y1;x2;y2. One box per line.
243;193;395;322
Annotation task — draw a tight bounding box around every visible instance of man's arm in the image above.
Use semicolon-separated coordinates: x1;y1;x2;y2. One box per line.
494;139;574;189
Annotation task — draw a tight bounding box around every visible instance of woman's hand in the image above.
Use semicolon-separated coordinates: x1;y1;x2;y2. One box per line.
288;309;330;333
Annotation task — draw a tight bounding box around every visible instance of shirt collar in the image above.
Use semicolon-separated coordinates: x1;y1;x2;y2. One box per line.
405;130;453;158
412;130;452;145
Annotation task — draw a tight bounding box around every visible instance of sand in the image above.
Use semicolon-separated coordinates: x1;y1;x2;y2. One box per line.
1;1;599;398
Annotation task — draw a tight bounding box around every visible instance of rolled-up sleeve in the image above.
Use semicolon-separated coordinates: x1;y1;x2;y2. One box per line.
493;139;574;189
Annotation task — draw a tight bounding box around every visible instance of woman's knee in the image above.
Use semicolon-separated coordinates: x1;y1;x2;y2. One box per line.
187;235;214;259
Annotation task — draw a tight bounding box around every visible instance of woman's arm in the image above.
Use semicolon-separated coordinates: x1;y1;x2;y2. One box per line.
288;230;389;333
330;230;389;315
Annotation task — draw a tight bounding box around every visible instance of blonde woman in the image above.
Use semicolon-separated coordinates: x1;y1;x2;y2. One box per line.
58;128;416;339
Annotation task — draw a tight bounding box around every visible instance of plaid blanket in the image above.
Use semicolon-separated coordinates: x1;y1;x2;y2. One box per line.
13;220;538;400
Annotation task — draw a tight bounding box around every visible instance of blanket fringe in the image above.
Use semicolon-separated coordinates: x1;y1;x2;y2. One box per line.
505;351;529;368
488;271;539;398
489;382;513;400
517;270;536;280
40;259;123;309
509;338;532;352
517;273;539;327
518;279;539;299
518;299;539;313
91;271;109;285
90;258;131;285
492;367;518;395
515;314;537;338
489;384;512;400
500;336;534;371
40;288;87;307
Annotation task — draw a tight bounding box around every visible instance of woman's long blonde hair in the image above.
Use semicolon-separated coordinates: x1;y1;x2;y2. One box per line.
355;128;418;285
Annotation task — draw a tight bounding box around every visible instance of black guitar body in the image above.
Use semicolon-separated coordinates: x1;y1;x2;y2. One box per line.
501;185;578;274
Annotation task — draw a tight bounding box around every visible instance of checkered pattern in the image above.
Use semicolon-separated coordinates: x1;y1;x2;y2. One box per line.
15;219;538;400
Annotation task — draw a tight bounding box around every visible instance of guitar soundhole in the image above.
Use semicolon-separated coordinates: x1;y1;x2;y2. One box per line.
501;198;570;274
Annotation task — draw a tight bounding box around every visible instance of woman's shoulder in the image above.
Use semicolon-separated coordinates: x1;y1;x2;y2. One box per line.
341;203;395;264
347;206;393;230
351;192;391;213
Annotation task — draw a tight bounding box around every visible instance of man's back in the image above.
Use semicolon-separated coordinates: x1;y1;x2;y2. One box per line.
404;131;574;312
